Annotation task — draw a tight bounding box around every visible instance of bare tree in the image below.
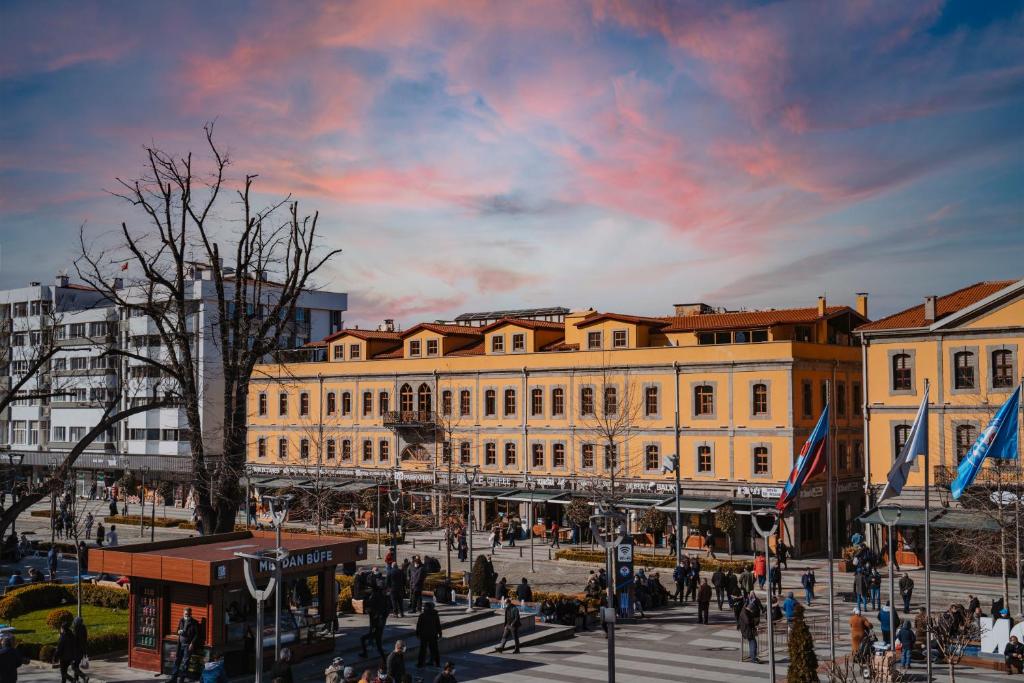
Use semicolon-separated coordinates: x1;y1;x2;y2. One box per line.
577;357;644;511
75;124;341;533
824;653;907;683
930;610;983;683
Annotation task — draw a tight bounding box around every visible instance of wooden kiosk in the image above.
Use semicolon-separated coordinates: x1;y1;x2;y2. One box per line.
89;530;366;675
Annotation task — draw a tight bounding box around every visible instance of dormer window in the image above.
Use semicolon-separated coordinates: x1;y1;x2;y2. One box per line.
587;331;602;350
491;335;505;353
426;339;439;356
512;334;525;352
612;330;627;348
349;344;361;360
409;340;422;356
333;345;344;360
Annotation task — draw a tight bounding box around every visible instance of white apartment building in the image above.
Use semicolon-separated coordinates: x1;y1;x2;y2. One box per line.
1;271;347;494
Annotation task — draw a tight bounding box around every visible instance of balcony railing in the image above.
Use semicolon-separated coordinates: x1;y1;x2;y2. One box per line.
935;464;1019;489
382;410;438;428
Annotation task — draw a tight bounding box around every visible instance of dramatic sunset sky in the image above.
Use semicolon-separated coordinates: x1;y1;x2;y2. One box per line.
1;0;1021;326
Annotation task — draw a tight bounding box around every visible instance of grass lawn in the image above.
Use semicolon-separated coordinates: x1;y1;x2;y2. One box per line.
7;604;129;646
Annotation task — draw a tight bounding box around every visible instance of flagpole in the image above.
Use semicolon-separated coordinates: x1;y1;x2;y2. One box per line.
1017;376;1024;618
924;378;932;683
826;377;836;663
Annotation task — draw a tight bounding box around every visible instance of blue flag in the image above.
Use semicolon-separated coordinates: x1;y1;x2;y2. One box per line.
951;385;1020;499
879;386;929;502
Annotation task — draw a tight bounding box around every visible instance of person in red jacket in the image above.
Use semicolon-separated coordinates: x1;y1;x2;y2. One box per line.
753;553;767;589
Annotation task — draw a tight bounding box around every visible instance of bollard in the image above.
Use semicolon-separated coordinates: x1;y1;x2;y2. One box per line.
519;547;523;558
412;538;416;548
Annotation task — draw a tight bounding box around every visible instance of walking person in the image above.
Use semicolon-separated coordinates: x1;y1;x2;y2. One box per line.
673;562;686;604
496;600;522;654
711;568;725;610
550;520;560;548
738;565;755;598
106;525;118;548
725;569;739;607
408;557;425;614
899;573;914;613
84;512;93;541
0;634;28;683
490;525;500;553
849;608;872;656
704;528;716;558
47;545;59;581
801;568;816;605
457;529;468;562
878;601;897;646
95;522;105;547
358;586;388;660
415;603;442;669
753;553;767;589
71;617;89;683
853;570;869;612
387;562;406;617
869;568;882;610
697;578;712;625
54;623;78;683
769;564;782;598
738;603;759;664
168;607;199;683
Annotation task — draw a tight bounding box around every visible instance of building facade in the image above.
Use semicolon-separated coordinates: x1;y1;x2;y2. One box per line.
857;279;1024;563
248;298;868;555
0;272;348;493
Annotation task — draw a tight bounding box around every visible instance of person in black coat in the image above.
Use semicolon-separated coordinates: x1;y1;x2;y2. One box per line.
71;617;88;683
387;564;406;617
711;569;725;610
408;558;426;614
516;578;533;603
415;603;443;668
1006;636;1024;674
359;587;389;660
0;635;28;683
168;607;199;683
386;641;407;682
496;602;521;654
55;624;77;683
270;647;293;683
495;577;507;601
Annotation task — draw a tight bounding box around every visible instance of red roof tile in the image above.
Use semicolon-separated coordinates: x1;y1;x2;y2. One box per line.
541;340;579;352
323;328;403;343
661;306;853;332
371;347;405;359
857;280;1017;332
447;340;485;356
574;313;670;329
478;318;566;332
401;322;484;338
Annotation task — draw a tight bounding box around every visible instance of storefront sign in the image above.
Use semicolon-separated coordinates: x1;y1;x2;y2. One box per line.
736;486;783;498
799;486;823;499
837;481;864;494
395;471;434;483
259;548;334;573
624;481;675;494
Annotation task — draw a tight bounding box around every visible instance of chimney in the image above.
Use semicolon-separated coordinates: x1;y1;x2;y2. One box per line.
113;277;124;290
55;275;69;288
817;296;826;316
384;319;395;333
855;293;868;318
923;295;937;323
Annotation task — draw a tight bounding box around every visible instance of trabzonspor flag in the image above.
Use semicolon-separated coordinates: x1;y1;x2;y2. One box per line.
952;385;1020;500
777;405;829;512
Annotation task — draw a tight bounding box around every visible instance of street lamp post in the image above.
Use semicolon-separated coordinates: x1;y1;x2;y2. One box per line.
461;464;480;613
48;456;58;545
262;494;293;660
591;509;627;683
236;548;285;683
525;474;536;573
751;510;780;683
140;466;149;537
876;505;903;651
387;471;401;562
662;454;682;559
3;453;24;536
375;475;383;560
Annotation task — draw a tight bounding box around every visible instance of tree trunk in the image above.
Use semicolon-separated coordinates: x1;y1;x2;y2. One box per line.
948;662;956;683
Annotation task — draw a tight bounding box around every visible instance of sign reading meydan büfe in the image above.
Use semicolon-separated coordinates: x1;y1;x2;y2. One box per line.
258;549;334;573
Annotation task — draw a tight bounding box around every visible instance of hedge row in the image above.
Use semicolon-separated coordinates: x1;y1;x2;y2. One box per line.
29;631;127;663
554;548;748;572
103;515;182;528
0;583;128;620
30;510;52;518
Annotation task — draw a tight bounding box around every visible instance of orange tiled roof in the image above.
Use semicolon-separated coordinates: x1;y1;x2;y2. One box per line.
447;340;485;356
857;280;1017;332
541;340;579;352
478;317;566;332
574;312;671;329
401;322;484;338
371;347;405;359
661;306;851;332
323;328;403;343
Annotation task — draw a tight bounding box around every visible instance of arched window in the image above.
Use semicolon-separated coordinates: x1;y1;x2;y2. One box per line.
399;384;413;412
503;388;517;416
694;385;714;416
341;391;352;416
326;439;336;460
441;390;453;416
894;425;911;453
299;392;310;416
993;349;1013;388
326;392;337;415
552;443;566;468
953;351;975;390
531;388;543;416
752;384;768;415
644;444;659;471
504;442;517;466
484;389;496;416
551;388;565;416
379;440;390;462
580;387;594;416
892;353;912;391
459;390;471;416
378;391;390;415
417;383;432;413
955;424;976;463
299;438;310;459
459;442;471;465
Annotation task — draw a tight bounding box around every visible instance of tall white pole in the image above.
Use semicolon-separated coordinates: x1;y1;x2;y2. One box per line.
825;377;836;663
924;378;933;683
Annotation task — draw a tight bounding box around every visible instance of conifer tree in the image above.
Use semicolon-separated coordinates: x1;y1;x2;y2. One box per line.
787;603;819;683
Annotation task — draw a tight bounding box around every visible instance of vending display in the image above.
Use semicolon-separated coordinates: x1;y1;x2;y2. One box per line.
135;588;159;649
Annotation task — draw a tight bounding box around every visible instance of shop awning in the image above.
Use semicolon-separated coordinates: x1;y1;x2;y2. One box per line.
655;497;726;514
617;495;675;510
253;477;308;489
730;498;779;514
495;489;570;504
329;480;377;494
451;487;512;500
931;509;1000;532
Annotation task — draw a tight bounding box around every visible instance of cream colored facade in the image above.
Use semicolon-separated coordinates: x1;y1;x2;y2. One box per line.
248;300;868;553
859;279;1024;509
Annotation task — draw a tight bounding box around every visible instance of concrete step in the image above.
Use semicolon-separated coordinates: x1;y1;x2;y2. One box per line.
516;622;576;648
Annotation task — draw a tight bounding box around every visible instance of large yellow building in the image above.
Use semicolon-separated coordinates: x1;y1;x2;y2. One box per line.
857;279;1023;560
247;298;869;555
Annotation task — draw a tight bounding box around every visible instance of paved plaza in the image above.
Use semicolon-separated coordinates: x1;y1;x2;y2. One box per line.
2;501;1007;681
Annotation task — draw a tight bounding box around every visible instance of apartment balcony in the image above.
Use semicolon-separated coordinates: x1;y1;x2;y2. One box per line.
382;410;438;429
934;464;1016;489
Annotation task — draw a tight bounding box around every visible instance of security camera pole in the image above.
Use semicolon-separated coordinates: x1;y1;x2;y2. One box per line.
236;548;286;683
262;494;293;660
591;509;626;683
751;510;780;683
